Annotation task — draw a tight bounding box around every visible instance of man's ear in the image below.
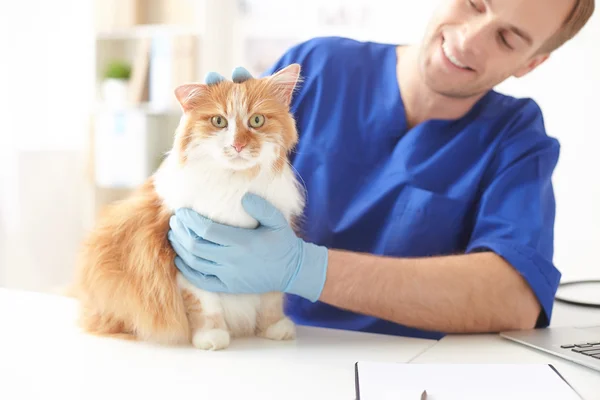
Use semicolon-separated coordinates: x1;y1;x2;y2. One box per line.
513;53;550;78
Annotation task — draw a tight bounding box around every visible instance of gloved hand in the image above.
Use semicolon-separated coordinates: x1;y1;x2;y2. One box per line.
167;193;329;302
204;66;254;85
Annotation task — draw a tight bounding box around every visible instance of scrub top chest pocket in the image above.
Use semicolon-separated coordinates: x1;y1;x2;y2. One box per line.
378;185;472;257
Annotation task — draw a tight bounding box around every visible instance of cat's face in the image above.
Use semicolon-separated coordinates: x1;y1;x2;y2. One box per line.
173;64;301;172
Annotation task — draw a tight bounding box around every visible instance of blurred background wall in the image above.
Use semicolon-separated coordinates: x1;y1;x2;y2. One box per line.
0;0;598;293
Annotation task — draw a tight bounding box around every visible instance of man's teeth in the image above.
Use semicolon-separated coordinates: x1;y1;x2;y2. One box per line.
442;41;469;70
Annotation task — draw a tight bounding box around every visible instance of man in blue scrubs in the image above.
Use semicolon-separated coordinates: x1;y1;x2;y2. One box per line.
169;0;595;339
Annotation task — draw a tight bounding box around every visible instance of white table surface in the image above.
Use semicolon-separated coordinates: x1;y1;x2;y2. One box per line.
412;301;600;400
2;288;599;400
0;288;436;400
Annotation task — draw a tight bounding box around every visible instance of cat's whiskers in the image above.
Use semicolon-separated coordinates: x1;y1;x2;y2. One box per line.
268;142;308;195
285;159;308;195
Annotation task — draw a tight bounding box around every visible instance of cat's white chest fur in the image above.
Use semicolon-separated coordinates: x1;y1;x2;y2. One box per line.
155;154;302;228
153;153;303;340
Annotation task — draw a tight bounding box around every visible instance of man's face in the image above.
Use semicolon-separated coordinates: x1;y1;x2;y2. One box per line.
417;0;575;98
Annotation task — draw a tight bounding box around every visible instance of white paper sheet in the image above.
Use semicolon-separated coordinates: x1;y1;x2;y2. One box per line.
355;362;581;400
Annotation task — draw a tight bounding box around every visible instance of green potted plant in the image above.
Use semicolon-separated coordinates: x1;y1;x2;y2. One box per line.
101;60;132;106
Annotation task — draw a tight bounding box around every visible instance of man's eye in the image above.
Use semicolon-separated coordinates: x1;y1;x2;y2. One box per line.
499;33;514;50
468;0;482;12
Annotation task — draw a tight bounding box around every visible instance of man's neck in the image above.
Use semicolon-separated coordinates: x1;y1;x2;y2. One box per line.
396;45;486;129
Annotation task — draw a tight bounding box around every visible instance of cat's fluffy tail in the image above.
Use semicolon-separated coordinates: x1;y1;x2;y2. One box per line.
73;178;191;346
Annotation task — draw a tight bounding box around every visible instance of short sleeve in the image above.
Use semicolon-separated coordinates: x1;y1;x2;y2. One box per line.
259;37;326;77
260;48;302;116
466;104;561;328
258;37;336;116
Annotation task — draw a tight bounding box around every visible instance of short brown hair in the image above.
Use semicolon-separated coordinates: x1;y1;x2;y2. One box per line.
538;0;595;53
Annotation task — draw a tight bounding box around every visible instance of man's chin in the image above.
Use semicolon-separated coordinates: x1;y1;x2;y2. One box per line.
423;73;488;99
418;57;487;99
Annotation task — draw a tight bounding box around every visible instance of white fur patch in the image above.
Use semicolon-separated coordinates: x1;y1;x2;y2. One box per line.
220;293;261;337
260;317;296;341
224;116;237;147
155;146;303;228
192;329;231;350
177;274;261;337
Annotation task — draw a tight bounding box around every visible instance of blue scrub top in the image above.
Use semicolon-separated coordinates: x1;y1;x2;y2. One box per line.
261;37;561;340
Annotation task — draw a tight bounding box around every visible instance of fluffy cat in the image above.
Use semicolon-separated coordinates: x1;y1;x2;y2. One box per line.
73;63;305;350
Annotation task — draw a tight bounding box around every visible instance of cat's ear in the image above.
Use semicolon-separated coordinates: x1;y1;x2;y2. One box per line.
174;83;207;112
268;63;301;106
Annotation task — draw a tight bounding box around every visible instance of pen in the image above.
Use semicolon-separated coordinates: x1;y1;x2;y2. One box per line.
421;390;427;400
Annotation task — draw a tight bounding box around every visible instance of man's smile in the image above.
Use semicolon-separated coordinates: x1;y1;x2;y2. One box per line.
441;36;475;72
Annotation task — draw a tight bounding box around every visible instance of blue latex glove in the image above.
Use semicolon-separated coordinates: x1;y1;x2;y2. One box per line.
168;193;329;302
204;66;253;85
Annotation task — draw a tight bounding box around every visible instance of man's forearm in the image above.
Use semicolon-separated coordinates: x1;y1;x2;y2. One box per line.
317;249;542;333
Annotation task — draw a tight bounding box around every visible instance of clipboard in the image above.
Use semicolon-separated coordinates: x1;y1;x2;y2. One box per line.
354;361;583;399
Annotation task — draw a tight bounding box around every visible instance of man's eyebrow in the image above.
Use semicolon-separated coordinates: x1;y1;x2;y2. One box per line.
483;0;534;45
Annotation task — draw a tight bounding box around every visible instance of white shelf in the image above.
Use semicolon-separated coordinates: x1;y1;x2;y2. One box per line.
93;102;182;115
239;19;400;44
96;24;203;40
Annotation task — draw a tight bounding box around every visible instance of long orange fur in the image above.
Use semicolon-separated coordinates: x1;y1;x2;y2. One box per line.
74;179;191;344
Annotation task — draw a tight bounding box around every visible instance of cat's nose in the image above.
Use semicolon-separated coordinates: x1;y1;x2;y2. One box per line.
232;143;246;153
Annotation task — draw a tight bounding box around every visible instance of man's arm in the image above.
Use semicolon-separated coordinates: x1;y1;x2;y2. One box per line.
320;249;541;333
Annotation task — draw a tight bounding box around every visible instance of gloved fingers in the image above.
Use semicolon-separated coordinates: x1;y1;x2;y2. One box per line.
205;67;253;85
171;209;234;246
231;66;254;83
168;231;222;273
174;257;228;292
205;71;226;85
174;208;244;246
241;193;288;229
169;212;211;249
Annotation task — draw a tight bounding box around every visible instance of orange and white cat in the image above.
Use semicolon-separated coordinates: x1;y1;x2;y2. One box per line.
74;64;305;350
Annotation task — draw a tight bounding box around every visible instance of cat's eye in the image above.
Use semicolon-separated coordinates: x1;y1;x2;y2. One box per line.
248;114;265;129
211;115;228;128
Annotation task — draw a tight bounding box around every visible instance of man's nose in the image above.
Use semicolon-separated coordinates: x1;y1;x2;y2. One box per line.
458;20;488;54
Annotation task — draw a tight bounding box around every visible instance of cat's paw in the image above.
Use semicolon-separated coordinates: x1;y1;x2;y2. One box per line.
259;317;296;341
192;328;231;350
